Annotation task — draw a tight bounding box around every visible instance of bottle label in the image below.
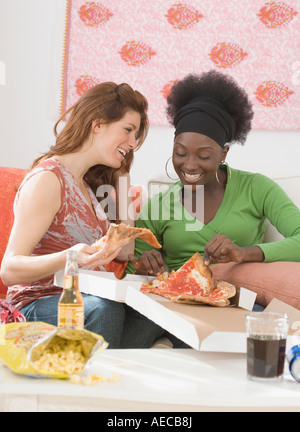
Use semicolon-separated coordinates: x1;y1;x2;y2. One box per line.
64;274;78;290
58;305;84;329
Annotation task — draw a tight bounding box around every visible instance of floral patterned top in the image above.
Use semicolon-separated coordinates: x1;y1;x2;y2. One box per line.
7;158;109;310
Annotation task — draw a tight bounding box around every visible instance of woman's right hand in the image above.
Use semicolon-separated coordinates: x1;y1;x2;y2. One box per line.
69;243;121;269
128;250;166;276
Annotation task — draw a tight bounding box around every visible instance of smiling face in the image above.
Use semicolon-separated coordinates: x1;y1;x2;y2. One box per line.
93;110;141;168
172;132;229;187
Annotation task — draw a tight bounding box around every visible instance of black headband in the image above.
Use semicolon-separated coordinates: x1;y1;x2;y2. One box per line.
174;96;236;148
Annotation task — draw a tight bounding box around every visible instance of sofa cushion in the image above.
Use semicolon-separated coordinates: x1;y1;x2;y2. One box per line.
211;261;300;310
0;167;26;298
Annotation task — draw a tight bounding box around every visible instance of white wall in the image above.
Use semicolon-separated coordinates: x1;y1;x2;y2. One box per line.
0;0;58;169
0;0;299;187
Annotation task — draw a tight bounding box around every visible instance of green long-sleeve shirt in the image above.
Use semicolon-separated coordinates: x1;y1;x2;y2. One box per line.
127;168;300;273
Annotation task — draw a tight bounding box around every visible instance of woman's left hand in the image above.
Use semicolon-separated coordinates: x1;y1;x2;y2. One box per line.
204;234;246;265
128;250;166;276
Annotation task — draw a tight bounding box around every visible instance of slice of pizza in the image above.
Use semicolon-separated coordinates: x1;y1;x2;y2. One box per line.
92;223;162;258
139;271;170;291
140;253;236;307
176;281;236;307
140;253;214;300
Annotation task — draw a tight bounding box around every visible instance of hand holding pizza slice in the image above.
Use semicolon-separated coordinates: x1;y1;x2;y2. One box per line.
92;223;162;259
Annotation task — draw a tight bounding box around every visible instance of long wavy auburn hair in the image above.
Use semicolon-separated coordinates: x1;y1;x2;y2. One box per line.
32;82;149;201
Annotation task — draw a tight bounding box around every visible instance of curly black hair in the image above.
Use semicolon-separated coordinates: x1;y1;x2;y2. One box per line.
166;70;254;145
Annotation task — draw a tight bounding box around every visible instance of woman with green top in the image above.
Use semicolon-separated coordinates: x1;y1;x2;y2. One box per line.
127;71;300;298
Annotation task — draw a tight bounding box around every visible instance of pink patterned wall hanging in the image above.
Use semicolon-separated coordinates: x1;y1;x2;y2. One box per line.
60;0;300;129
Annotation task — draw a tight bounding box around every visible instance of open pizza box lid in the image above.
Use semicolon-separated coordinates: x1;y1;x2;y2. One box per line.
55;270;300;353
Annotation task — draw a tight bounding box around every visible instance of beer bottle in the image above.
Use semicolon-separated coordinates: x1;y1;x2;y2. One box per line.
58;250;84;329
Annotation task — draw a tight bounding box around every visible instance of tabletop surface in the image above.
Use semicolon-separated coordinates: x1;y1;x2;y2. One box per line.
1;348;300;411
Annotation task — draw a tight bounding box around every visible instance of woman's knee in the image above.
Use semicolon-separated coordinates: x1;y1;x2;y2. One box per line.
83;295;125;322
82;295;125;348
21;294;126;348
20;295;60;326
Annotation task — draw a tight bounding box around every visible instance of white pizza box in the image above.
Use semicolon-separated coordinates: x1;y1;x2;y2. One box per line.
54;270;300;353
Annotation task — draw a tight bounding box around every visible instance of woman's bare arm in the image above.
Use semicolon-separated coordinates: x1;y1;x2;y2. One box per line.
1;171;121;286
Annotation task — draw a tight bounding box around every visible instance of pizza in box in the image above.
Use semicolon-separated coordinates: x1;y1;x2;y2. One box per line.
140;253;236;307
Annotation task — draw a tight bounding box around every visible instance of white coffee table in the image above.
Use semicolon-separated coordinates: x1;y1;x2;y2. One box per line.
1;349;300;412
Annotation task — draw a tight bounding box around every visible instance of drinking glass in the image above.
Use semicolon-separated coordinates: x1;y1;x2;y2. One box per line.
245;312;289;381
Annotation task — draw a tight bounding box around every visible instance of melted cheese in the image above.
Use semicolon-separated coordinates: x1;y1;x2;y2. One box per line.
190;268;210;293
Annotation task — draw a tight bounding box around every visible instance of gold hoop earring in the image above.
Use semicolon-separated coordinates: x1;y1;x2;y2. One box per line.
165;157;179;181
216;161;232;185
